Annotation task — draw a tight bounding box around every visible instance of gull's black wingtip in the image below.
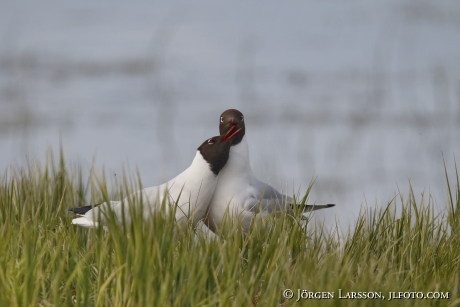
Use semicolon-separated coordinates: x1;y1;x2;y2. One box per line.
327;204;335;207
68;205;93;215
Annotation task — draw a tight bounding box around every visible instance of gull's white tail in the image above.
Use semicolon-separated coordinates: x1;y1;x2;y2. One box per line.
71;217;98;228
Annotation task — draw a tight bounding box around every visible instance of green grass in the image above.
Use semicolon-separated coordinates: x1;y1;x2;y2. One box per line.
0;151;459;306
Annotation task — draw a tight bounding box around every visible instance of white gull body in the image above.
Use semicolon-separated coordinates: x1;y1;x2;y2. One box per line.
72;152;214;228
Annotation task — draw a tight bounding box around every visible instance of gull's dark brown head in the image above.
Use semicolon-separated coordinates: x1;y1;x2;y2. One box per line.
198;125;243;175
219;109;245;146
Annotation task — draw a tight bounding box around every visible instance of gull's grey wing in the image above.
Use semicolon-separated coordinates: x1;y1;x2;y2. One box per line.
249;179;335;213
253;179;289;200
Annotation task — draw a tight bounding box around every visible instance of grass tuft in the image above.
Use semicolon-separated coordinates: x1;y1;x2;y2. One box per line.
0;151;459;306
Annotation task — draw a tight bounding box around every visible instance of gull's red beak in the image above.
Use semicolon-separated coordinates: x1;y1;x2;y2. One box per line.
221;125;242;142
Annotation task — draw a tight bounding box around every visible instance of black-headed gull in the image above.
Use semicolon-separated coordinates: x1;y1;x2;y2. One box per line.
204;109;334;232
70;126;242;229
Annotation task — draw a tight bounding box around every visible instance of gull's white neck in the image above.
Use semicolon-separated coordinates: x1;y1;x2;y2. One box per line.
223;136;254;178
187;151;215;177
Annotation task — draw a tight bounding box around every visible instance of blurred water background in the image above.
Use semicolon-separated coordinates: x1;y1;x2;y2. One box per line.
1;1;459;227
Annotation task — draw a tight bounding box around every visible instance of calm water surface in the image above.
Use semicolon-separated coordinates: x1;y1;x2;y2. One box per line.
1;1;459;227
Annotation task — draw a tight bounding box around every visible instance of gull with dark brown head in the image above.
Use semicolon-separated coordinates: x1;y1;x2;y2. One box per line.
204;109;335;232
70;127;242;229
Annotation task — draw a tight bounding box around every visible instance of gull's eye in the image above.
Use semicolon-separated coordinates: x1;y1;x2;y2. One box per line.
241;116;244;121
220;116;223;123
207;138;215;144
